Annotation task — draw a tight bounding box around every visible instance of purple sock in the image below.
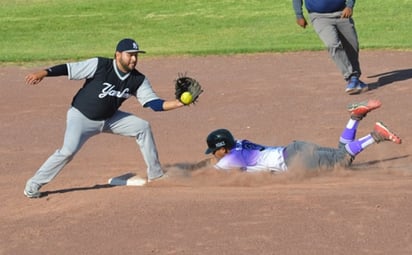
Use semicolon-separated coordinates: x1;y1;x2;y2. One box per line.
339;119;359;144
345;134;375;156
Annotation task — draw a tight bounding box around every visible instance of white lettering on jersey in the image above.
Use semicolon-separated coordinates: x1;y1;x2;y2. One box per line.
98;82;131;99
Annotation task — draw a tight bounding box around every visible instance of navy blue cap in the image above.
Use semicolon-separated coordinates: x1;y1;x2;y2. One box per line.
116;38;146;53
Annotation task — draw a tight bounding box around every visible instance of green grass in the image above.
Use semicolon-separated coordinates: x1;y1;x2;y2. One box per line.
1;0;411;64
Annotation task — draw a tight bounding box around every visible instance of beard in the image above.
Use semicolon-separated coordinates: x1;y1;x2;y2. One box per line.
118;58;136;73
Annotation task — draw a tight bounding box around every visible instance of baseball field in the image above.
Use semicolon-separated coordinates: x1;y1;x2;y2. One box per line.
1;1;412;255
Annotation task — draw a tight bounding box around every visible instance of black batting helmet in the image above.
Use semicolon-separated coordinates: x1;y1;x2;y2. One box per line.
205;129;236;154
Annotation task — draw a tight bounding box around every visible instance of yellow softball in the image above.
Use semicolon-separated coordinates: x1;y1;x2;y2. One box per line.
180;91;193;105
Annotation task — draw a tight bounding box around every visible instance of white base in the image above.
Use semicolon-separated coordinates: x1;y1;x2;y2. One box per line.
108;173;147;186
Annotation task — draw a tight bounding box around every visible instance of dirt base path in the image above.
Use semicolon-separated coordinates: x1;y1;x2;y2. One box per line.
1;50;412;254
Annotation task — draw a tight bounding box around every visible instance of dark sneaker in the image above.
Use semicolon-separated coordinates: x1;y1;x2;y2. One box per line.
347;99;382;120
356;80;368;94
373;122;402;144
345;76;360;95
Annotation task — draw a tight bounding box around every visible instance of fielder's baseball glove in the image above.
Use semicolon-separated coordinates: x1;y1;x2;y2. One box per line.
175;75;203;105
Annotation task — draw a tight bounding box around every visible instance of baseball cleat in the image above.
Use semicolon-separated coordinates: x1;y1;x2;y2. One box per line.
24;189;41;198
347;99;382;120
345;76;360;94
24;182;42;198
356;81;368;94
345;76;368;95
373;122;402;144
148;173;169;183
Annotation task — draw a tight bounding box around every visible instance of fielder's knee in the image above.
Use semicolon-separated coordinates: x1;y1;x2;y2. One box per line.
135;120;152;140
57;148;76;161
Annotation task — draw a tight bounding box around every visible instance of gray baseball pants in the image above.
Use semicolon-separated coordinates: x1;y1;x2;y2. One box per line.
309;11;361;80
284;141;351;171
26;107;163;190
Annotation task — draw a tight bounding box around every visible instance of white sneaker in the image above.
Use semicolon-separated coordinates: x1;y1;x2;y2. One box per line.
147;173;169;183
24;182;42;198
24;189;41;198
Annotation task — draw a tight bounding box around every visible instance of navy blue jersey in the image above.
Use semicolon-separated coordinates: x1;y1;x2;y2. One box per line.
293;0;355;17
67;57;158;120
305;0;346;13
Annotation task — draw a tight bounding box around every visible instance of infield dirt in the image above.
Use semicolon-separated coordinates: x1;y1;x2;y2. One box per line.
1;50;412;254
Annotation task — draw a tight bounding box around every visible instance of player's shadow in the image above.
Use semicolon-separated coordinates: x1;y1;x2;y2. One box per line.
350;154;410;170
367;68;412;90
40;184;115;198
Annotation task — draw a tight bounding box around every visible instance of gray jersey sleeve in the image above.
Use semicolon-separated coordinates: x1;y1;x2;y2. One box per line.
292;0;304;18
67;58;98;80
136;78;161;106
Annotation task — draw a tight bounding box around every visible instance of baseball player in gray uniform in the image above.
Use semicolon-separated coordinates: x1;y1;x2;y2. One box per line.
24;38;187;198
292;0;367;95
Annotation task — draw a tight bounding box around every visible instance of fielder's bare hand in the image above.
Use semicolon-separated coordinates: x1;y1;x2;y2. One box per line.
341;7;353;18
296;17;308;28
25;70;47;85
